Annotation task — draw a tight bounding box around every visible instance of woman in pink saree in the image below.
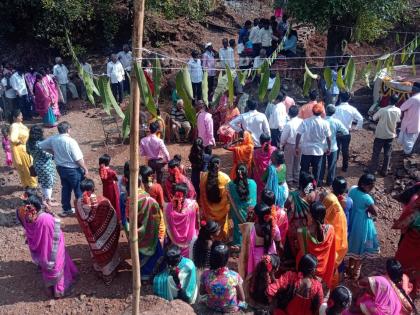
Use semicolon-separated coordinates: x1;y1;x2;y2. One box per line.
164;183;199;258
40;70;60;118
33;74;57;127
16;194;78;298
253;133;276;199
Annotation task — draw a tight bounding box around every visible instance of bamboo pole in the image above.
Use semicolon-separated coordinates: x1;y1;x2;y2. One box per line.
129;0;146;314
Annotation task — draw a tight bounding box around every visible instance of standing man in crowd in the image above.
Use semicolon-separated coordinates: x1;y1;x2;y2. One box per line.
268;92;288;147
280;105;303;186
249;19;260;57
39;121;88;217
299;90;325;119
187;50;203;101
295;104;332;184
140;121;170;184
1;71;16;121
202;43;217;99
219;38;235;69
196;100;215;148
238;20;252;44
369;94;401;176
171;99;191;143
107;54;125;104
10;66;32;120
53;57;69;111
333;92;364;172
229;100;270;147
319;104;349;186
398;83;420;156
117;44;133;94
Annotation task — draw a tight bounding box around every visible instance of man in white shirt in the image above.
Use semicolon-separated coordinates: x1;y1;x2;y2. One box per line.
1;72;16;121
333;92;364;172
117;44;132;93
219;38;236;69
53;57;69;107
295;103;332;184
259;19;274;55
369;94;401;176
107;54;125;104
249;18;260;57
253;48;267;70
280;105;303;184
268;92;288;147
229;100;270;147
202;43;218;97
10;66;32;120
187;50;203;100
39;121;88;217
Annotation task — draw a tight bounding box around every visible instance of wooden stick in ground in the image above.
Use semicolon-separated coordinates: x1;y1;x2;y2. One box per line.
129;0;146;314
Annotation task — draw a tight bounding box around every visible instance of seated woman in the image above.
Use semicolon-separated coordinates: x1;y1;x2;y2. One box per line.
200;156;231;241
261;189;288;247
124;172;164;280
297;202;336;289
217;100;241;145
164;183;199;258
263;149;289;208
266;254;323;315
350;259;416;315
75;179;121;285
200;242;247;313
153;245;197;304
164;158;196;201
227;164;257;248
253;133;276;199
319;286;352;315
392;183;420;295
17;194;78;297
246;203;282;276
224;130;254;179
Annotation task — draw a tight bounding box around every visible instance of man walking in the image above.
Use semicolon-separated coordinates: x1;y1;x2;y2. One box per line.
53;57;69;111
40;122;88;217
369;94;401;176
140;121;170;184
268;92;288;147
333;92;364;172
107;54;125;104
10;66;32;120
280;105;303;185
398;84;420;156
295;104;332;184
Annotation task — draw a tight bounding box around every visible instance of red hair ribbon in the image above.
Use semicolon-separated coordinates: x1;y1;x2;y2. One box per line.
263;255;272;272
173;191;184;212
200;220;207;227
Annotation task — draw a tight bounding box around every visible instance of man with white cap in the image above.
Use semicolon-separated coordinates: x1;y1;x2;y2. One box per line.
202;43;217;98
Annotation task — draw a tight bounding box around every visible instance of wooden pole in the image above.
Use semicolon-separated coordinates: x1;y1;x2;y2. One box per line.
129;0;145;314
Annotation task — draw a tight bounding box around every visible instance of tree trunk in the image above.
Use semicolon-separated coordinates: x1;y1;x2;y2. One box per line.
129;0;145;314
325;16;354;66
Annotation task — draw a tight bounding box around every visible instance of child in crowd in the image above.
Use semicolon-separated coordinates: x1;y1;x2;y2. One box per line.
174;154;186;175
99;154;121;221
332;176;352;227
1;125;12;167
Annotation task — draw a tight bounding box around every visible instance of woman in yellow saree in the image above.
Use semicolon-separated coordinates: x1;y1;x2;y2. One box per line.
200;156;231;241
10;109;37;188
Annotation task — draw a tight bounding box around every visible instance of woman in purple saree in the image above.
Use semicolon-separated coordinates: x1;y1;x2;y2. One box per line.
17;194;78;298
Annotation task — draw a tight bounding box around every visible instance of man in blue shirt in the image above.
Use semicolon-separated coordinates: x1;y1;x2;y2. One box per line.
319;104;349;186
238;20;252;44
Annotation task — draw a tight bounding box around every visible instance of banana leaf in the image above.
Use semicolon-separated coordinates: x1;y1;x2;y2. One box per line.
412;55;416;76
323;68;333;90
305;63;318;79
151;56;162;98
102;77;125;119
225;64;234;105
336;68;346;91
303;71;312;97
378;53;391;61
122;105;131;139
202;71;209;106
176;71;196;126
134;62;157;117
385;56;394;75
258;60;270;102
374;59;383;79
98;76;111;115
401;47;407;64
362;62;372;88
237;71;246;86
268;73;281;103
211;72;228;106
396;33;400;45
344;58;356;92
181;67;194;100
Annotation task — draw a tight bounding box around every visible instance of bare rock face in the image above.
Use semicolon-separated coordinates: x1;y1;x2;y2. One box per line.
123;295;196;315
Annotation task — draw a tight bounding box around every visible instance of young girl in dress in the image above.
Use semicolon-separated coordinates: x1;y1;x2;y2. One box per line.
1;125;13;167
99;154;121;221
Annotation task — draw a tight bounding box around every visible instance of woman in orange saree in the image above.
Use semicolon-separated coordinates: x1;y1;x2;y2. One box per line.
224;130;254;180
297;202;336;289
199;156;231;241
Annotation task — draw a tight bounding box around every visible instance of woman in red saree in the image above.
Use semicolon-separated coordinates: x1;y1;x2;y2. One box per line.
164;159;196;201
392;182;420;296
266;254;324;315
75;179;120;285
224;130;254;179
297;202;336;289
99;154;121;221
164;183;199;258
253;133;276;199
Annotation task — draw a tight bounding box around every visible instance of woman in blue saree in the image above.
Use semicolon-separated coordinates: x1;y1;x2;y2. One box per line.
227;164;257;248
263;149;289;208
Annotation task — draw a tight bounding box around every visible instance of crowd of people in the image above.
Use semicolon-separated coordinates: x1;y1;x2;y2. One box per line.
1;8;420;315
